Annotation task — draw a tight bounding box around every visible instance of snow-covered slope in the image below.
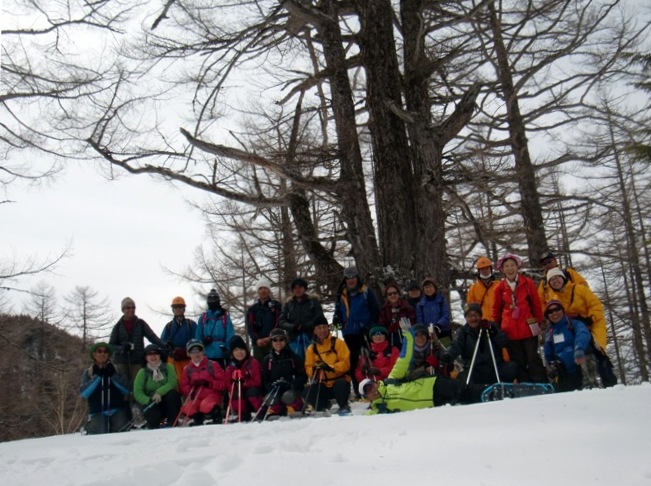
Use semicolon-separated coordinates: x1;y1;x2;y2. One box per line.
2;384;650;486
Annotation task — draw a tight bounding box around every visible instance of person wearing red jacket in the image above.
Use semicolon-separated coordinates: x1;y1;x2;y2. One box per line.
355;327;399;383
224;335;264;422
180;339;228;426
492;253;546;383
378;283;416;350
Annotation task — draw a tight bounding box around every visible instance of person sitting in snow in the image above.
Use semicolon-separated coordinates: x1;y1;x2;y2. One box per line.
261;328;307;417
359;328;485;414
179;339;228;425
355;326;399;383
543;300;591;392
304;317;352;415
407;324;443;380
224;335;264;422
80;342;130;434
440;303;518;386
133;344;182;429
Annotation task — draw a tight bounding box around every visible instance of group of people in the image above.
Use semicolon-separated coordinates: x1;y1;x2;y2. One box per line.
81;252;617;433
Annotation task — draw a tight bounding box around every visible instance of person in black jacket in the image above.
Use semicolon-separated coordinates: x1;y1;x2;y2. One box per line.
80;342;130;434
441;303;518;386
109;297;165;386
278;278;325;360
246;278;282;362
261;328;307;416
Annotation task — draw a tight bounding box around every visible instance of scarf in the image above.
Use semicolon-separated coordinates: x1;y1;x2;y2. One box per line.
147;362;165;382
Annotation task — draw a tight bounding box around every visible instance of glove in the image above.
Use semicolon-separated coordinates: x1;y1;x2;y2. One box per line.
202;336;214;345
574;348;586;365
547;362;559;380
165;341;174;351
192;379;210;388
152;393;162;404
121;342;134;354
479;319;492;330
88;365;97;377
314;361;334;372
232;369;243;381
104;363;115;377
368;367;381;376
272;377;289;387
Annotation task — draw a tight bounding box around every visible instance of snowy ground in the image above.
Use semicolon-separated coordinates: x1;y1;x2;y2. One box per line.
2;383;650;486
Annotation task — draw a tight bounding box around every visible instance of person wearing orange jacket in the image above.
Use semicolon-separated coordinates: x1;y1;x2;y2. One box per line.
492;253;546;383
303;318;351;415
467;256;500;321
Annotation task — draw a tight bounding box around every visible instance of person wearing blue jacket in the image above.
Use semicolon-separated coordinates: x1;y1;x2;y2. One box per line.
161;296;198;382
543;300;591;392
80;342;130;434
416;277;451;345
333;266;380;399
195;289;235;368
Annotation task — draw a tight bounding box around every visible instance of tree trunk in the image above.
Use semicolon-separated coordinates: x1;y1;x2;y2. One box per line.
487;1;548;263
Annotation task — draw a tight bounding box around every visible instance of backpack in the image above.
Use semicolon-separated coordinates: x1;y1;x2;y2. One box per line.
200;312;229;332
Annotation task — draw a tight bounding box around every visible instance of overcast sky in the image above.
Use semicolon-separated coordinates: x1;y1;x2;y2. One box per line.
2;162;208;336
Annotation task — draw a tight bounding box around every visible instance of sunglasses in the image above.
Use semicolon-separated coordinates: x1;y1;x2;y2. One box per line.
171;305;185;309
386;292;399;296
188;348;203;354
123;306;135;310
546;307;563;314
94;349;109;354
146;351;160;356
372;332;385;337
271;337;286;343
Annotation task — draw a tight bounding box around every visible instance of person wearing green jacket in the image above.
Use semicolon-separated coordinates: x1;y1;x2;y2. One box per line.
133;344;182;428
360;328;483;414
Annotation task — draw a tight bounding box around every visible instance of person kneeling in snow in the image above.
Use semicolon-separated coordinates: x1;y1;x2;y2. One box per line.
359;328;484;414
180;339;228;425
224;336;264;422
543;300;591;392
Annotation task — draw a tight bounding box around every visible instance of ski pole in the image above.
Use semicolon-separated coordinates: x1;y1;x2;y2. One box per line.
260;385;282;422
107;376;112;433
223;380;237;424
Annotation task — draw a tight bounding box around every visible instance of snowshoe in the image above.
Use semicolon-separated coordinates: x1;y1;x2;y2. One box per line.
130;404;147;429
481;382;555;402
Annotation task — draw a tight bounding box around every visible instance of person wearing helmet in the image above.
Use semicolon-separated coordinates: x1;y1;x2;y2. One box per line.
132;344;181;429
195;289;235;369
80;342;130;434
537;250;589;311
109;297;166;387
467;256;501;322
161;296;198;382
246;278;282;362
492;253;546;383
179;339;228;425
278;278;325;360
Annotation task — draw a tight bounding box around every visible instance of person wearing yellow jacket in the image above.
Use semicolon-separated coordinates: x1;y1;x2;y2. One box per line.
467;256;500;321
537;250;589;311
303;317;351;415
359;328;483;414
545;268;607;350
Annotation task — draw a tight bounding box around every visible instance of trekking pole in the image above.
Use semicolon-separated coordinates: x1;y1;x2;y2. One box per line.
465;328;483;386
172;386;195;427
223;380;237;424
300;368;319;414
237;378;243;423
107;377;112;433
251;385;280;422
260;386;282;422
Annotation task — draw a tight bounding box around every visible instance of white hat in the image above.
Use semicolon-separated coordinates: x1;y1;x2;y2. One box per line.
358;378;374;398
546;267;566;283
256;278;272;290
